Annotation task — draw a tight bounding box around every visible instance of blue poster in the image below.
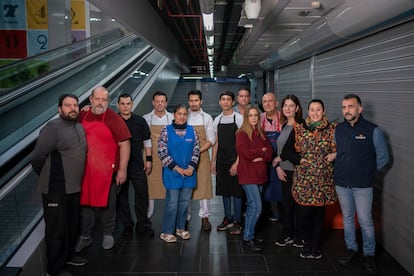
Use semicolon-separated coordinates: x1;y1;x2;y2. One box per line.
27;29;48;57
0;0;26;30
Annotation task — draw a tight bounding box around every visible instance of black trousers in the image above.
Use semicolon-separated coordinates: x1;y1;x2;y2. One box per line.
42;193;80;275
117;172;150;231
280;170;298;238
298;204;326;252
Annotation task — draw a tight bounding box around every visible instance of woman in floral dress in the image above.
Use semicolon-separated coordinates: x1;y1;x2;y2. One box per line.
282;99;337;259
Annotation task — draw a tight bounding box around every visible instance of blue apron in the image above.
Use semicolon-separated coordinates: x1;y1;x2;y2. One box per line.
264;130;282;202
162;125;197;189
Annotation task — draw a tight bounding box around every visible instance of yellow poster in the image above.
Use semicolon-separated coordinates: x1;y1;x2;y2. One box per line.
71;0;85;30
26;0;48;29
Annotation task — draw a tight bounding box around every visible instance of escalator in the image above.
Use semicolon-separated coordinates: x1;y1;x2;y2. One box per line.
0;28;174;271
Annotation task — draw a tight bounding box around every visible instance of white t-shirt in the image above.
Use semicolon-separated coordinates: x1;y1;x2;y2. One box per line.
213;111;243;133
143;110;173;126
188;109;216;145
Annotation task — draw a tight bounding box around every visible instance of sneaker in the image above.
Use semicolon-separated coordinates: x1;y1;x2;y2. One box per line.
229;221;242;235
65;255;87;266
275;236;294;247
268;216;279;222
365;256;377;274
292;239;305;248
217;217;234;231
299;248;312;259
160;233;177;243
122;225;133;237
311;250;322;259
254;236;263;243
176;229;191;240
339;250;359;266
75;235;92;253
102;235;114;250
242;239;262;252
201;217;212;231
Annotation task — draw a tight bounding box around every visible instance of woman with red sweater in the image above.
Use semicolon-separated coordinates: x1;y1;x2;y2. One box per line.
236;106;273;251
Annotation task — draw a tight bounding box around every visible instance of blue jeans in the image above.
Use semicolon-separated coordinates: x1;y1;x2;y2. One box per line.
222;196;242;222
161;188;193;234
242;184;262;241
336;185;376;256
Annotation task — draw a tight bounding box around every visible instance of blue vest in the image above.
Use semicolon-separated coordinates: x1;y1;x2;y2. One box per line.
162;125;197;189
334;116;377;188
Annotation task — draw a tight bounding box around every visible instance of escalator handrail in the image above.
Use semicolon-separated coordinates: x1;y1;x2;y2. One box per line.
0;28;125;71
0;34;138;110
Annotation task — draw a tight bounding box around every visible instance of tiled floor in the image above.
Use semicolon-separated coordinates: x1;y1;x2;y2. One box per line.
69;194;410;276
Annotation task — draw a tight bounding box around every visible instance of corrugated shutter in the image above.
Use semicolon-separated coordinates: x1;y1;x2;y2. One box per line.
277;59;312;115
276;20;414;274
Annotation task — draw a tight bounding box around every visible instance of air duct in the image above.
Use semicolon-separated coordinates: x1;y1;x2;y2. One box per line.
260;0;414;70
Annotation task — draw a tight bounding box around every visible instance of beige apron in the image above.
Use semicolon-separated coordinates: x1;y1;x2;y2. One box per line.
147;124;166;199
192;125;213;200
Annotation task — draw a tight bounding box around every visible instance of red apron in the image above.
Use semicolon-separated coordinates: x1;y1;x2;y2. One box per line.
80;111;117;207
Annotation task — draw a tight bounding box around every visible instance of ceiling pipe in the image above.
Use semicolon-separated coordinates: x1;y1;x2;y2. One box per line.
260;0;414;70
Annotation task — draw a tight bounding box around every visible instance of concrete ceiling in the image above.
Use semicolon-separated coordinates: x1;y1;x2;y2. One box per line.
148;0;345;77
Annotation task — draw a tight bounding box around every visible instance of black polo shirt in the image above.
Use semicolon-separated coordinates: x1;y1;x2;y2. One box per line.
121;113;151;176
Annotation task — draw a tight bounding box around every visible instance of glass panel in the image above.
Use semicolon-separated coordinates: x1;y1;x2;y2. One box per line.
0;171;42;268
0;36;146;157
0;29;127;94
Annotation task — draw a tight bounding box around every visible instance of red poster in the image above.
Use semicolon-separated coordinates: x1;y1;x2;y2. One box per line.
0;30;27;58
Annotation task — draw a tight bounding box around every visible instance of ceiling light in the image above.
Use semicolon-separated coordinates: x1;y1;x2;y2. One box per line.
202;13;214;31
207;48;214;55
244;0;261;19
311;1;322;9
183;75;203;80
206;36;214;47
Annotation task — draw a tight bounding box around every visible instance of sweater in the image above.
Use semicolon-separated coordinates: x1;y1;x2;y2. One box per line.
236;130;273;184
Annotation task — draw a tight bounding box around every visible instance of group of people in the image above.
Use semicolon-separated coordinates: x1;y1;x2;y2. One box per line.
31;86;389;276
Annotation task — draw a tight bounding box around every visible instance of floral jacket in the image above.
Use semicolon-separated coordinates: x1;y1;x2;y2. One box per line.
284;116;337;206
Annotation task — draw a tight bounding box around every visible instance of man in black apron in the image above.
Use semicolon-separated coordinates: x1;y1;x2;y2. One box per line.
212;91;244;234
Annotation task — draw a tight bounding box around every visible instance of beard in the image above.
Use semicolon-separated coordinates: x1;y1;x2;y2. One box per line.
344;113;357;122
92;105;107;115
61;111;79;121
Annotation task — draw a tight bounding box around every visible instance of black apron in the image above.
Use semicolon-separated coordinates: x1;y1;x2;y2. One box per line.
216;115;244;197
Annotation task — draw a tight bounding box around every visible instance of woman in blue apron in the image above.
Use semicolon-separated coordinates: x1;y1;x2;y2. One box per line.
157;104;200;243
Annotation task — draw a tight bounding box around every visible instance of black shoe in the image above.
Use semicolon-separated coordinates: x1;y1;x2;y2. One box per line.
299;245;312;259
365;256;378;274
275;236;293;247
122;225;133;237
339;250;359;266
310;250;322;259
243;239;262;252
65;255;87;266
136;225;155;237
292;239;305;248
201;217;212;231
254;236;263;243
229;221;242;235
217;217;234;231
